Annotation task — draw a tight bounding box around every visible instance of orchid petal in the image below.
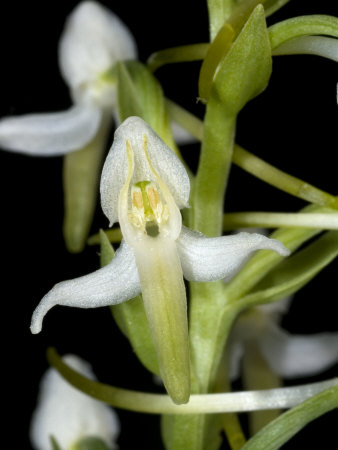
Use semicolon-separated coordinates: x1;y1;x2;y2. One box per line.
30;354;119;450
259;322;338;378
273;36;338;62
59;1;137;93
0;105;101;156
30;241;140;334
178;227;290;282
100;116;190;226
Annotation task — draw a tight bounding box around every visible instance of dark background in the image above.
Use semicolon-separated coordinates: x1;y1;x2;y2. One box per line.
1;0;337;448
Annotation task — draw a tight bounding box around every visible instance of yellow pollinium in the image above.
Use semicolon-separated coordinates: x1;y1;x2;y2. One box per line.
130;181;168;236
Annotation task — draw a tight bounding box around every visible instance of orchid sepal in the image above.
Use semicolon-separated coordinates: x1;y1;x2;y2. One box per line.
0;104;101;156
100;116;190;227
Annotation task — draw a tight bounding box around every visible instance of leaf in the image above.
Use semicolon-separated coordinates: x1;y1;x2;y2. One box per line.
269;15;338;50
234;230;338;311
242;385;338;450
223;204;329;302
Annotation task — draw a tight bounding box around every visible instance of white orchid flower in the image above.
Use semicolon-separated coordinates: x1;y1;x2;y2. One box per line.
30;116;290;404
0;1;137;156
229;297;338;381
0;2;138;253
30;354;119;450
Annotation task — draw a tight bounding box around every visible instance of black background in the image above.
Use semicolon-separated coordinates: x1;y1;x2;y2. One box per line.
1;0;337;448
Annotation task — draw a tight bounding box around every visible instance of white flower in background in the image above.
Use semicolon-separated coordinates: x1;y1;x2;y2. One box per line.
272;36;338;63
0;1;193;254
0;1;137;155
229;297;338;381
30;116;290;403
30;354;119;450
0;1;192;155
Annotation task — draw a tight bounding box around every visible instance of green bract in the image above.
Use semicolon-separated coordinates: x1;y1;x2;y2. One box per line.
116;61;180;155
210;5;271;115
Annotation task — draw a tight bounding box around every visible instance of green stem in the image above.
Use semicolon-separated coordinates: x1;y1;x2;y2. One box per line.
186;98;236;446
48;348;337;414
232;146;338;209
223;211;338;230
147;44;209;72
189;284;236;393
191;100;236;236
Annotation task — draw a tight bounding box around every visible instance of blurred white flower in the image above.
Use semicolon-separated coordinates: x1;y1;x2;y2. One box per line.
30;354;119;450
0;1;137;156
229;297;338;380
